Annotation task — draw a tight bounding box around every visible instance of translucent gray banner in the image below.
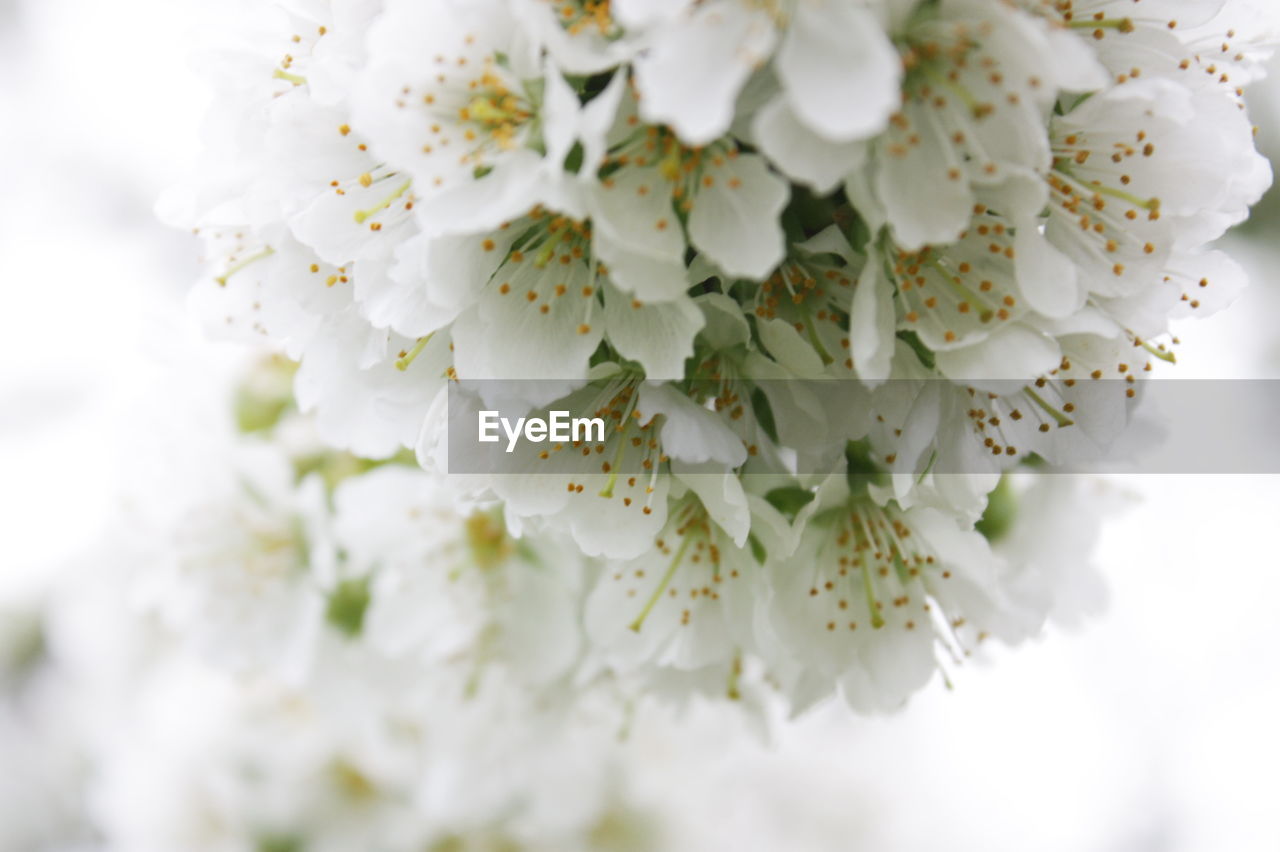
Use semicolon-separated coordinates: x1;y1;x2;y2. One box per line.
443;379;1280;475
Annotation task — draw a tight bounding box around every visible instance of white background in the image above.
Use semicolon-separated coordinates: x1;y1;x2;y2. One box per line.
2;2;1279;849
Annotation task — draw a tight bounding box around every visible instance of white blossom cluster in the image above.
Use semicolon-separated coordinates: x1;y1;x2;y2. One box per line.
0;510;711;852
164;0;1271;715
0;364;1123;850
0;369;1121;851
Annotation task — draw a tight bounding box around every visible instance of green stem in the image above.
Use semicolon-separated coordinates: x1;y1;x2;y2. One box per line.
629;532;696;633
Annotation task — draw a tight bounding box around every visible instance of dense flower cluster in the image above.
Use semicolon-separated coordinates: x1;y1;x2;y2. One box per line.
163;0;1270;715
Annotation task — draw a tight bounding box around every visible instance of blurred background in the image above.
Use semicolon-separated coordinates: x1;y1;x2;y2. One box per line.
2;1;1279;849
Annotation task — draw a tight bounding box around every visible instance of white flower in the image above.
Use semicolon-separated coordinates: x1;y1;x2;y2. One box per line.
744;227;863;378
188;229;347;358
293;307;447;458
860;326;1161;485
270;96;420;268
334;465;583;684
583;488;777;673
512;0;639;74
466;372;754;560
261;0;384;106
629;0;901;147
158;0;382;227
846;0;1106;250
385;205;705;392
587;89;790;282
451;213;679;387
852;209;1061;386
1025;0;1273;99
681;278;871;473
765;472;1037;713
1042;79;1268;302
1161;248;1249;321
470;388;673;560
992;473;1129;630
133;442;331;679
350;0;583;235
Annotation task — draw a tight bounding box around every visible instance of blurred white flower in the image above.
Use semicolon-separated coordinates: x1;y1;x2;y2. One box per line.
132;439;331;680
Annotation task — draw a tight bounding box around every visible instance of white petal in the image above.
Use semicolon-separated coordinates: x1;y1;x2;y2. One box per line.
568;474;671;559
592;228;691;302
639;383;747;467
1013;222;1084;319
603;288;703;379
775;1;900;142
874;113;974;250
695;292;752;349
977;165;1048;220
542;62;582;168
294;309;441;457
934;324;1060;391
673;464;751;546
1164;249;1248;321
587;168;686;262
842;157;886;236
796;224;859;262
757;317;827;378
357;232;454;336
688;153;789;278
412;154;555;237
578;71;628;176
848;260;896;385
612;0;691;28
290;176;414;266
752;97;865;193
1044;27;1109;92
632;0;777;144
452;278;603;385
842;625;936;713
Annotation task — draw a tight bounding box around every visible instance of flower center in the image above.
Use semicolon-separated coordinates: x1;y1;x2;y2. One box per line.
809;501;943;633
885;216;1021;347
629;497;717;632
488;207;602;334
552;0;621;38
465;510;513;571
604;127;737;213
460;70;535;154
1050;129;1162;278
756;258;855;367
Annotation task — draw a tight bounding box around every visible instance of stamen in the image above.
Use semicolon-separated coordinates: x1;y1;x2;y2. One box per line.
215;246;275;286
1066;17;1135;34
1138;338;1177;363
1024;386;1075;428
395;332;434;371
629;530;696;632
272;68;307;86
354;180;412;224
